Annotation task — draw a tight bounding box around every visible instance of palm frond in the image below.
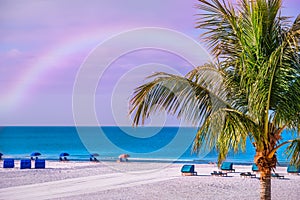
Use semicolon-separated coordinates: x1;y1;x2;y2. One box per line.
196;0;241;59
284;138;300;168
129;64;226;126
193;105;260;164
130;0;300;168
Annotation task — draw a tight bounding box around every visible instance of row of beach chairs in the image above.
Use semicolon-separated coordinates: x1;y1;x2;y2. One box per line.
181;162;300;177
1;152;100;163
2;159;45;169
252;163;300;174
181;162;236;176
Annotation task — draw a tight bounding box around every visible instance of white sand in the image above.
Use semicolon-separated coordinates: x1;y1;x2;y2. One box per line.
0;160;299;200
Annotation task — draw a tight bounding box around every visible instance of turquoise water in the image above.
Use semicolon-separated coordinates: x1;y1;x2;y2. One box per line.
0;126;292;164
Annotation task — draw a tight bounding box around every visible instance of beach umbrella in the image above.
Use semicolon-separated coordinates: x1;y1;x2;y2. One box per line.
59;152;70;161
59;152;70;157
30;152;41;160
30;152;41;157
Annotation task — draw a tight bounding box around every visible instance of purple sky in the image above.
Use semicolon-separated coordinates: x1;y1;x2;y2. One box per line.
0;0;299;126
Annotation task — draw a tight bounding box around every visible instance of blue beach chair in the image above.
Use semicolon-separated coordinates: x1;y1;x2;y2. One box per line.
220;162;235;172
252;163;259;172
20;159;31;169
181;164;197;176
35;159;46;169
287;165;300;174
3;159;14;168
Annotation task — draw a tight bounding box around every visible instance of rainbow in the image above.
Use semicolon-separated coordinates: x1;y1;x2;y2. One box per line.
0;28;115;112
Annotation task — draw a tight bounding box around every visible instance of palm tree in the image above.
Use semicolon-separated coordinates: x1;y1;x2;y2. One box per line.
129;0;300;199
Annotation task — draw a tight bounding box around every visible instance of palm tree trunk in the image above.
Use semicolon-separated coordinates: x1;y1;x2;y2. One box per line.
260;170;271;200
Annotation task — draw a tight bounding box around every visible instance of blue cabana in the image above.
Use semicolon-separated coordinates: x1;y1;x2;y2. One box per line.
3;159;14;168
221;162;235;172
287;165;300;174
20;159;31;169
35;159;46;169
181;164;197;176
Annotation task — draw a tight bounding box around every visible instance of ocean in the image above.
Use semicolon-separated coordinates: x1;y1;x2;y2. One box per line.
0;126;292;164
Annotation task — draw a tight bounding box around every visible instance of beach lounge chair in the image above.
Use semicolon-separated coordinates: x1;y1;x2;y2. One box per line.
221;162;235;172
20;159;31;169
287;165;300;174
211;171;227;176
3;159;14;168
181;165;197;176
252;163;259;172
271;173;284;179
240;172;256;178
35;159;46;169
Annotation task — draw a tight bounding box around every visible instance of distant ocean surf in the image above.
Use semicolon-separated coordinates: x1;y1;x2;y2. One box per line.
0;126;292;164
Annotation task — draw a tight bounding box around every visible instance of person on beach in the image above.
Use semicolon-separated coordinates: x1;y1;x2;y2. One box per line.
59;156;69;161
89;156;99;162
118;154;130;162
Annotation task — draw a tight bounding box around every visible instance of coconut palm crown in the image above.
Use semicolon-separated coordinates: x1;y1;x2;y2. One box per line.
129;0;300;199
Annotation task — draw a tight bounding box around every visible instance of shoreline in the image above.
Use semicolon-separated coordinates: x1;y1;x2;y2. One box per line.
0;156;292;166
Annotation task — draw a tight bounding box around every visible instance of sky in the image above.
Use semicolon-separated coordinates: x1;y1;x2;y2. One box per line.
0;0;299;126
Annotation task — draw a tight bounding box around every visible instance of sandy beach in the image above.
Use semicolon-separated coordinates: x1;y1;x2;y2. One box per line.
0;160;299;200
